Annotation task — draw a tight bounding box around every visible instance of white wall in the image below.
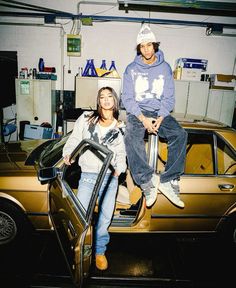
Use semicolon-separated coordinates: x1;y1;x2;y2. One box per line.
0;0;236;92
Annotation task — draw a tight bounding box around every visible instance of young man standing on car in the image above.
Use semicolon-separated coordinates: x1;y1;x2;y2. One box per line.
121;24;187;208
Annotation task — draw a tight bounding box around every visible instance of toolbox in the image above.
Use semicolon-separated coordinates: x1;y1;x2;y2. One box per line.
175;58;208;71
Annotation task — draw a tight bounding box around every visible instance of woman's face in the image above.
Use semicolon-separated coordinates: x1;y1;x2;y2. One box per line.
99;89;115;110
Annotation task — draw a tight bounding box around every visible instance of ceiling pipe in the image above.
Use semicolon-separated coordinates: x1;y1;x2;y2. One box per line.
79;14;236;29
0;11;235;30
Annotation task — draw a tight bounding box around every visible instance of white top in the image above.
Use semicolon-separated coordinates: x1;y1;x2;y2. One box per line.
63;112;127;176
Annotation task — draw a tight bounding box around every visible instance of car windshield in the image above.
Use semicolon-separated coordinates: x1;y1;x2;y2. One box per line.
39;133;71;168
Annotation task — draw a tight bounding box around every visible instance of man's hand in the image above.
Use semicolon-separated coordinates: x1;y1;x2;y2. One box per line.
141;116;158;134
152;116;164;132
138;114;164;134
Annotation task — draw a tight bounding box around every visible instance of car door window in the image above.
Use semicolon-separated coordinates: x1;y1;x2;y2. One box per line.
39;133;71;167
185;132;214;175
63;159;101;215
217;136;236;175
157;131;215;175
62;141;113;219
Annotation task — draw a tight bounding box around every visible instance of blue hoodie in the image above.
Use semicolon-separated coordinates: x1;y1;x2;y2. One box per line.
122;49;175;118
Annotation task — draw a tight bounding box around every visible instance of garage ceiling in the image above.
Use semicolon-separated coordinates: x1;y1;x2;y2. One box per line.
1;0;236;17
0;0;235;31
118;0;236;17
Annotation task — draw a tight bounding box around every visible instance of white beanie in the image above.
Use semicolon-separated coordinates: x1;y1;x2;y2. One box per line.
136;24;156;45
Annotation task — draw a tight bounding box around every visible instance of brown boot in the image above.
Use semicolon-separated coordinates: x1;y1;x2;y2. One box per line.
95;254;108;270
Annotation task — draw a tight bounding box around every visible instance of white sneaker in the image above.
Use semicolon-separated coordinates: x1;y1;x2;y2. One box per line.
145;187;158;208
158;180;185;208
143;174;158;208
151;173;158;188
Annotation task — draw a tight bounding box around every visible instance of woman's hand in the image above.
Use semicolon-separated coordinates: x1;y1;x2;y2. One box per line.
113;170;119;177
63;155;72;165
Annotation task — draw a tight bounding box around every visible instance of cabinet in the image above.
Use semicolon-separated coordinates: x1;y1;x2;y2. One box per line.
75;76;121;109
15;79;56;131
173;80;209;120
205;89;236;126
173;80;189;118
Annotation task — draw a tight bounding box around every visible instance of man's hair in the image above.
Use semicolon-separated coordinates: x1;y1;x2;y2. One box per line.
136;42;160;55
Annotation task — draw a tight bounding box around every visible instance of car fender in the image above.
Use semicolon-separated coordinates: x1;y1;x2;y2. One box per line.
0;192;26;212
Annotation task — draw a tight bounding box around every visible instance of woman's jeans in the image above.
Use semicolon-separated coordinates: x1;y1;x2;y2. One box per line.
124;112;187;186
77;172;118;255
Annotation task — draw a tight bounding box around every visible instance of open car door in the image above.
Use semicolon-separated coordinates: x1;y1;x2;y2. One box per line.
38;139;113;287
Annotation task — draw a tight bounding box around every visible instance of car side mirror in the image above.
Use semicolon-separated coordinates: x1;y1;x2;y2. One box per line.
38;167;59;184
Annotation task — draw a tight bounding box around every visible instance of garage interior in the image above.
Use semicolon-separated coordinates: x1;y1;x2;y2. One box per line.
0;0;236;143
0;1;236;287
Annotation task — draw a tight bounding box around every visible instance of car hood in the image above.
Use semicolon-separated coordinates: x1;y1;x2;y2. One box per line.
0;139;47;172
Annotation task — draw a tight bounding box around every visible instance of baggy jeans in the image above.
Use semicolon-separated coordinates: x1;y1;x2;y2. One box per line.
124;112;187;186
77;172;118;255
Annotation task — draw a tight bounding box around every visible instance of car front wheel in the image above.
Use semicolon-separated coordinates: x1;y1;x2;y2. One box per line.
0;200;32;246
0;209;17;244
0;200;35;282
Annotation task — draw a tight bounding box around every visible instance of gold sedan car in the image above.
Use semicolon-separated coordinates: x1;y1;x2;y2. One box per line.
0;120;236;287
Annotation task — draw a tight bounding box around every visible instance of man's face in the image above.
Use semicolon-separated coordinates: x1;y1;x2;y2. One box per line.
140;42;155;61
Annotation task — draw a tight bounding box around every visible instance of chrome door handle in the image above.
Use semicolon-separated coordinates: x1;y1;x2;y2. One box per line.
218;184;234;191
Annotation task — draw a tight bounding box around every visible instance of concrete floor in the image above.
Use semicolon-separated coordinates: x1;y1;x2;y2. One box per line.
1;232;235;288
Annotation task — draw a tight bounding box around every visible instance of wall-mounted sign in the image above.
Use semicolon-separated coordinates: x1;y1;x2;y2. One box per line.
20;80;30;95
67;34;81;57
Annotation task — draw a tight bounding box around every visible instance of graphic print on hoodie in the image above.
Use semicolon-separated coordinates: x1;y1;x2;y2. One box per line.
134;73;164;101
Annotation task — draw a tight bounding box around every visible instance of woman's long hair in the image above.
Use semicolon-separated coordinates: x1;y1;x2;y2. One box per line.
87;86;119;126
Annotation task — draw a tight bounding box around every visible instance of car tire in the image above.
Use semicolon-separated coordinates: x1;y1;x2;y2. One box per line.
0;200;34;278
0;200;32;246
219;214;236;246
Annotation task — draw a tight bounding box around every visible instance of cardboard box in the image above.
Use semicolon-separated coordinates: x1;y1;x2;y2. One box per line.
24;124;53;139
210;74;236;90
180;68;202;81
